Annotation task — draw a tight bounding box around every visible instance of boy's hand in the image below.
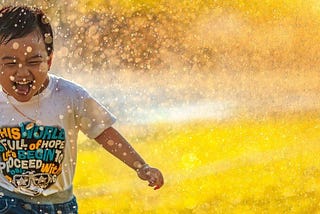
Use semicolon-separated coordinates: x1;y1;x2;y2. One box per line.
137;164;164;190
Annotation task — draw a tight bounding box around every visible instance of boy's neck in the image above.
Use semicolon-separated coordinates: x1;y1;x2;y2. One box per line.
35;75;50;95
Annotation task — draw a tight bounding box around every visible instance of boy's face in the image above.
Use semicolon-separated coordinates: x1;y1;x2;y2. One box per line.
0;31;52;102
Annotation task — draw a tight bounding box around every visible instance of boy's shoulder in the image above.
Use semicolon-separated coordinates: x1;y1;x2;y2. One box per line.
48;74;89;97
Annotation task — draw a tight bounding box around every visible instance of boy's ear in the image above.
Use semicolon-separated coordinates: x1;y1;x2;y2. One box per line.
47;53;53;70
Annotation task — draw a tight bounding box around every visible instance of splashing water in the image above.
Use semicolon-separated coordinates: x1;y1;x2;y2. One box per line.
3;1;320;213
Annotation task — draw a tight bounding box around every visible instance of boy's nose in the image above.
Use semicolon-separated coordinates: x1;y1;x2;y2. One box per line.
16;64;31;76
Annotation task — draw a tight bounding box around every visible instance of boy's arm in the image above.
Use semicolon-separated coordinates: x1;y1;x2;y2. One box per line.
94;126;164;190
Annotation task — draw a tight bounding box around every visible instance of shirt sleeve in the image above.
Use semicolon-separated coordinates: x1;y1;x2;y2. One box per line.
75;89;116;139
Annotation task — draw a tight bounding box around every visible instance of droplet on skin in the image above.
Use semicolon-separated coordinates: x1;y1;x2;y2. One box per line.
118;143;122;148
107;140;114;146
123;152;127;156
12;42;19;49
9;76;15;81
133;161;142;169
22;78;26;81
18;64;22;68
26;46;32;52
32;85;36;90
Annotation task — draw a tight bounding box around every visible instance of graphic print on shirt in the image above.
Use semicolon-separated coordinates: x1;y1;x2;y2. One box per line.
0;122;65;196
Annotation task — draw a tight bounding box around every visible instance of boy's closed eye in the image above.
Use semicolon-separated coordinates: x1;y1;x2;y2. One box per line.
2;61;17;67
27;60;43;66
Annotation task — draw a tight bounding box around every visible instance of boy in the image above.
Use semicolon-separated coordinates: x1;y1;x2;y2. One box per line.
0;5;163;214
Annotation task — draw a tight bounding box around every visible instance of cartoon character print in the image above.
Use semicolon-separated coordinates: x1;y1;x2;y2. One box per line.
0;122;65;196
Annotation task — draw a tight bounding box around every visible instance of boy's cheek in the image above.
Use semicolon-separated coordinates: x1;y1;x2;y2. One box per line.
39;62;49;73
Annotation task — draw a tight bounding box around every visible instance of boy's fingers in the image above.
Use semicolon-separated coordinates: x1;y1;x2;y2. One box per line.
139;166;164;189
154;185;160;190
148;171;164;190
148;176;157;186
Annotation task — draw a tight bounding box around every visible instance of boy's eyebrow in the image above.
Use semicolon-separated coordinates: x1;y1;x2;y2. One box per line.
27;54;43;59
1;54;43;60
1;56;16;60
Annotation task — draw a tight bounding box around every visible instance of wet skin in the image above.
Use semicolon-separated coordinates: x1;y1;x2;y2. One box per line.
0;30;52;102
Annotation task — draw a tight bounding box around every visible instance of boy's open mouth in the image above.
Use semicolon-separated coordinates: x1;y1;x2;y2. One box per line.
13;80;34;95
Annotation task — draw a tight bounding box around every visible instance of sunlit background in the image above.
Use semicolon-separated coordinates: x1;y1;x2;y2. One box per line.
2;0;320;213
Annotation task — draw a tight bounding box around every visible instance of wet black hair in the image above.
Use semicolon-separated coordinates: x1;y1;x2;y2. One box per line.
0;5;53;56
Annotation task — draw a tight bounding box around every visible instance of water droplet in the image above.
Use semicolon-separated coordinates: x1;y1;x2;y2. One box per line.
44;34;53;44
107;140;114;146
133;161;142;168
12;42;19;49
41;15;50;24
26;46;32;53
9;76;15;81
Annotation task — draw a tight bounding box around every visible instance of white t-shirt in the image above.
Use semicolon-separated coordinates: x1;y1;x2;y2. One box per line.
0;74;116;197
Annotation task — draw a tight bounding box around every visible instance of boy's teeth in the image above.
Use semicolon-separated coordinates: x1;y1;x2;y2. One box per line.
14;81;32;95
16;81;31;85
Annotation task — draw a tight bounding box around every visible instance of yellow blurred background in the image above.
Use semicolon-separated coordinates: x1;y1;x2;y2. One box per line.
2;0;320;213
